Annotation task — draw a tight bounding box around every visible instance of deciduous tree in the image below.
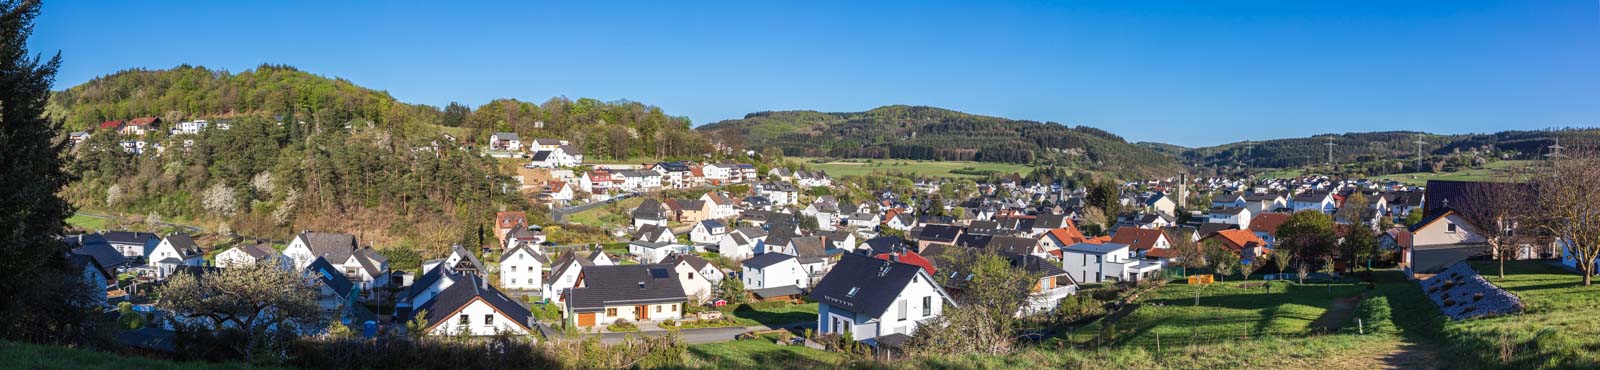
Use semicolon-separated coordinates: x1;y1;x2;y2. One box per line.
157;260;324;363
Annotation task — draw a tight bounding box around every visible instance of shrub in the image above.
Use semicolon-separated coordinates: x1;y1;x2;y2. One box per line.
660;319;676;328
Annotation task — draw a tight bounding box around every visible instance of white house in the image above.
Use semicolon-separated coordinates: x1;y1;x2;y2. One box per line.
542;249;614;302
146;233;204;279
718;227;767;260
417;275;534;336
499;245;550;291
1211;193;1246;209
629;241;685;264
811;253;956;344
614;170;663;192
529;145;582;168
701;192;740;220
757;182;799;206
741;253;808;289
564;264;686;328
489;132;522;152
1207;206;1253;227
690;220;729;245
214;243;279;269
1061;242;1160;283
1292;191;1337;214
662;254;722;302
634;224;676;244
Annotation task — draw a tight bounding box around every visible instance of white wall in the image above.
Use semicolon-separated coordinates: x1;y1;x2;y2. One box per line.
428;300;531;336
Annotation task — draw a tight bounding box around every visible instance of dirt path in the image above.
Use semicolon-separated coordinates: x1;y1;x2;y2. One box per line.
1309;295;1362;332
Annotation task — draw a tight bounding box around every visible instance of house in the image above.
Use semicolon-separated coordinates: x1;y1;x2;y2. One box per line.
581;170;614;194
503;227;547;253
1204;229;1271;264
1244;193;1288;214
1038;226;1088;257
1248;212;1293;248
541;249;615;303
915;224;964;252
811;253;956;344
67;235;132;274
120;117;161;136
1007;254;1076;315
545;180;574;202
629;241;684;264
631;199;670;228
1208;206;1253;227
1404;210;1490;279
718;227;767;260
430;244;487;277
489;132;522;151
214;243;279;268
172;120;211;135
690;220;729;244
284;231;391;290
1061;242;1161;283
1292;191;1336;214
67;253;112;307
305;257;358;312
848;212;882;229
633;224;676;244
1109;227;1173;259
667;199;711;223
493;211;529;248
146;234;204;279
795;170;833;188
68;131;91;146
104;231;159;260
1144;192;1176;216
612;169;662;192
884;211;916;231
1379;228;1413;253
529;146;581;168
499;244;550;291
1211;193;1246;209
770;236;835;283
564;264;687;328
661;254;722;302
701;192;740;220
417;274;534;336
529;138;567;151
743;250;807;291
757;182;799;205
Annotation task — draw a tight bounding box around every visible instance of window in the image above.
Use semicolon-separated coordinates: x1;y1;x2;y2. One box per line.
656;305;662;313
510;266;517;272
484;315;494;326
1095;255;1102;264
459;315;470;326
922;296;932;316
833;317;840;333
671;304;677;312
898;300;907;321
607;308;617;316
1447;223;1457;232
689;272;695;280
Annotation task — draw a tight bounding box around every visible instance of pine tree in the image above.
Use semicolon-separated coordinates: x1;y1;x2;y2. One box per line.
0;0;83;340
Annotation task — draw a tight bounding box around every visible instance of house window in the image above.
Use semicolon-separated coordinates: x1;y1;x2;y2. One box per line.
671;304;677;312
1447;223;1457;233
459;315;470;326
607;308;617;316
656;305;662;313
1095;255;1102;264
922;296;932;316
485;315;494;326
689;272;695;280
898;300;907;321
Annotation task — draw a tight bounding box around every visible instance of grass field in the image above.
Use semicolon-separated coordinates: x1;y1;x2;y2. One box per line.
788;157;1033;178
687;334;846;368
66;213;112;231
1377;160;1535;186
563;197;644;230
725;302;818;327
1062;279;1367;348
1432;261;1600;369
0;340;248;369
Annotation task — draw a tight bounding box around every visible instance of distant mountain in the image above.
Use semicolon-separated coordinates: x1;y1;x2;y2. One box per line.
1183;129;1600;169
699;105;1185;178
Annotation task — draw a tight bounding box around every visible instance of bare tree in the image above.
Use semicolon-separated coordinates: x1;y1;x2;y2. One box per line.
1455;180;1528;279
1168;229;1206;277
1531;149;1600;286
909;248;1039;356
157;259;324;363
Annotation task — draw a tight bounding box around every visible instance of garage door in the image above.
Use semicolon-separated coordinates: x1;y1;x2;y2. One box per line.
577;313;595;327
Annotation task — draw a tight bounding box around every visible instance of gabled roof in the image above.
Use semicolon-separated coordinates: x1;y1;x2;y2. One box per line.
450;244;486;272
1293;191;1331;203
495;211;527;229
742;253;796;269
234;243;278;260
917;224;963;243
660;253;714;272
1248;213;1293;236
788;236;830;263
67;253;112;281
1196;222;1239;237
306;257;354;298
1109;227;1166;251
1208;229;1268;253
1006;253;1067;277
875;251;936;275
986;236;1039;256
862;236;911;255
102;231;158;245
634;224;672;242
809;253;953;318
296;231;358;263
568;264;687;311
157;233;204;259
500;244;550;265
419;274;533;333
70;237;129;269
1046;225;1087;246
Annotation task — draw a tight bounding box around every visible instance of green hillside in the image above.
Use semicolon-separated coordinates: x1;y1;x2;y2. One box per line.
699;105;1185;178
1185;129;1600;169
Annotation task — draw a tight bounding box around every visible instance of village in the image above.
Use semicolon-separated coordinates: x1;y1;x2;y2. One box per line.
56;125;1576;367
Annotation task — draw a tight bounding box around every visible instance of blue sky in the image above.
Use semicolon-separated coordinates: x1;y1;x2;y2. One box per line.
29;1;1600;146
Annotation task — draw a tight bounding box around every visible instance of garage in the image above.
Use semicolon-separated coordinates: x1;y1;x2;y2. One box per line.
577;312;595;327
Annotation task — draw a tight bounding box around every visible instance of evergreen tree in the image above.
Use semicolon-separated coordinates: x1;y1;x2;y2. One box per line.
0;0;89;343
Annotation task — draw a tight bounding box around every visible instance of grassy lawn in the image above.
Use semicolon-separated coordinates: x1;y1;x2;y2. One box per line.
0;340;249;369
787;157;1033;179
724;302;819;327
687;334;845;368
1378;160;1535;186
1433;260;1600;369
66;213;112;231
563;197;642;230
1063;279;1367;348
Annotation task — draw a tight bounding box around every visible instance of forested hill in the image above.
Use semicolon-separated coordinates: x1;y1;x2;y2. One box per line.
1182;129;1600;169
698;105;1185;178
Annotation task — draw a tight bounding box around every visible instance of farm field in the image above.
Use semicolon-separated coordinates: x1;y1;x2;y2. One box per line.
787;157;1034;178
1376;160;1536;186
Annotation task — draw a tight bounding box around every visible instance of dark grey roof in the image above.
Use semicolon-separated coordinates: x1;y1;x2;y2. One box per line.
407;263;462;301
953;234;994;249
749;285;805;299
306;257;354;298
1007;254;1068;277
103;231;159;246
742;253;796;269
1212;206;1247;215
1033;214;1069;229
71;239;129;269
501;245;551;265
418;274;532;332
1293;191;1330;202
917;224;963;243
986;236;1039;256
699;219;726;230
531;150;553;161
238;243;277;259
155;233;203;259
809;253;946;318
297;231;357;263
635;224;671;241
660;254;713;271
1197;222;1239;237
765;227;802;248
862;236;910;256
67;253;111;280
351;248;388;277
1411;244;1490;275
568;264;686;312
789;236;829;263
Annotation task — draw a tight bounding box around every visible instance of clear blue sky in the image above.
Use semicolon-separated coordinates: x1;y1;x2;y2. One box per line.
29;0;1600;146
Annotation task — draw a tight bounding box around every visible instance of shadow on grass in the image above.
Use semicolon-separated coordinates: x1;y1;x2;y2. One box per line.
732;305;817;328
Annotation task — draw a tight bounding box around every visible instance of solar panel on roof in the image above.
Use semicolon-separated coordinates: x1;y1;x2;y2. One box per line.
649;268;670;279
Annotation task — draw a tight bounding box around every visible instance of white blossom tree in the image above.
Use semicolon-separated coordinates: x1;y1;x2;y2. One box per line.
157;261;323;363
202;182;239;216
